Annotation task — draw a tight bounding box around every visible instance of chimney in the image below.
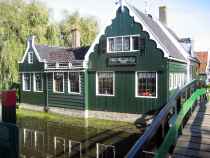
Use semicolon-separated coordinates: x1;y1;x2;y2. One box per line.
71;28;80;48
159;6;167;25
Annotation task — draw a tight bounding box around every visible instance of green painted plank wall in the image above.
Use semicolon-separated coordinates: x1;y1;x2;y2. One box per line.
47;72;85;109
87;7;168;114
20;73;46;106
88;71;167;114
19;47;44;72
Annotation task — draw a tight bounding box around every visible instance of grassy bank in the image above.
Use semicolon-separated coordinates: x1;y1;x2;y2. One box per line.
17;108;139;132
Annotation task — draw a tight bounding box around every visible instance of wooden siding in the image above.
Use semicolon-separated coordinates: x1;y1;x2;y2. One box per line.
47;72;85;109
20;73;46;106
88;71;167;114
87;7;168;114
167;61;187;97
19;47;44;72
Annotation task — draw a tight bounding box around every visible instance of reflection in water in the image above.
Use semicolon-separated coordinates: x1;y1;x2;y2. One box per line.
18;117;140;158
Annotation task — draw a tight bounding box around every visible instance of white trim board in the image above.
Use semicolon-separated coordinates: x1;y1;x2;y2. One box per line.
96;71;115;97
19;36;44;63
67;71;81;95
135;71;158;99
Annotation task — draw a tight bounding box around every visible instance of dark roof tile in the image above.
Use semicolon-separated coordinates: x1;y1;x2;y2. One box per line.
35;45;90;63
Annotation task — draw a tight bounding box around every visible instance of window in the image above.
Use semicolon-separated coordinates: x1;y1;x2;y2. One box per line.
115;37;122;51
132;36;140;50
107;35;141;52
34;73;43;92
169;73;186;90
53;72;64;93
23;73;31;91
28;52;33;64
68;72;80;94
136;72;157;98
96;72;114;96
123;37;130;51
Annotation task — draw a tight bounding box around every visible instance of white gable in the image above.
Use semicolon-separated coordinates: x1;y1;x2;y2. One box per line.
19;36;43;63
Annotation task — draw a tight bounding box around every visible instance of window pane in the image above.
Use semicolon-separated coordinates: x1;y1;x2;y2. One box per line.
35;73;43;91
23;73;31;91
123;37;130;51
114;37;122;51
54;73;64;92
69;72;80;93
97;72;114;95
132;36;140;50
28;52;33;63
137;72;156;97
108;38;114;52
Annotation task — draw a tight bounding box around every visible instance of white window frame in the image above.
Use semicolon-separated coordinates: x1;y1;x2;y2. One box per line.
135;71;158;98
22;73;31;91
68;71;81;95
53;72;65;93
169;73;173;90
28;51;33;64
96;71;115;97
33;73;43;92
107;34;140;53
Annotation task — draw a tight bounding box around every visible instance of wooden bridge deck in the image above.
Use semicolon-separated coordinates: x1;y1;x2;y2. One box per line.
173;101;210;158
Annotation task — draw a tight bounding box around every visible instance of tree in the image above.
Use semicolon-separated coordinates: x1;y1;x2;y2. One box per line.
60;11;99;47
0;0;98;90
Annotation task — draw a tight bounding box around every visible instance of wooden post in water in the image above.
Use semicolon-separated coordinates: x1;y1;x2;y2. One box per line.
1;90;16;124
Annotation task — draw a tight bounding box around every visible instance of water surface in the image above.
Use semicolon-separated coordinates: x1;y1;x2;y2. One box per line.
17;116;140;158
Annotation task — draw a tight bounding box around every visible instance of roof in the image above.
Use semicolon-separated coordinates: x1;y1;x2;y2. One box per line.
35;45;90;63
130;6;186;61
196;51;208;63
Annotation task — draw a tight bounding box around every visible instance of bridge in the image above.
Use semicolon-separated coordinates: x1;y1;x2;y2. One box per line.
126;79;208;158
173;100;210;157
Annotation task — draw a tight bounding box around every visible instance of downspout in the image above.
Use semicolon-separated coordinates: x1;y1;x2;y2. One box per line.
84;68;89;119
84;68;89;128
44;72;49;112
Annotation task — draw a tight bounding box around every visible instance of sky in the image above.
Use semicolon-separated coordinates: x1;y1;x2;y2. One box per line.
33;0;210;51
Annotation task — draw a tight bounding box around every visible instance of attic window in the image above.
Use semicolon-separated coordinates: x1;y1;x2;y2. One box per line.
28;52;33;64
107;35;141;53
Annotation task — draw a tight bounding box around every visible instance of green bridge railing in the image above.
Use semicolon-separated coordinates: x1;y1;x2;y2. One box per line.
126;80;207;158
154;88;206;158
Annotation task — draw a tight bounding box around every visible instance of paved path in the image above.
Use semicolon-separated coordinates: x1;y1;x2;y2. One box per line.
173;102;210;158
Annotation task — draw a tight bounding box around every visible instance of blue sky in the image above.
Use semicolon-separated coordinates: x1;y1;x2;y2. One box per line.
35;0;210;51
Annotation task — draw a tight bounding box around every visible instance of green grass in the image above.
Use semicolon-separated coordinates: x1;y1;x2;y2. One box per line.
17;108;138;132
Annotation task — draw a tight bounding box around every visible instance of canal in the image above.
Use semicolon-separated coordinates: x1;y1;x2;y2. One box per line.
17;110;141;158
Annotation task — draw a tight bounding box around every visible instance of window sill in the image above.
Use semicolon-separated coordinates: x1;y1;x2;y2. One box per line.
53;91;64;94
96;94;115;97
68;92;81;95
34;90;44;93
23;90;31;92
135;96;158;99
107;50;139;53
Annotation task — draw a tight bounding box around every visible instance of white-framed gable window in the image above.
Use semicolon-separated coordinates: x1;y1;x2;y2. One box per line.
96;72;115;96
68;72;80;94
107;35;140;53
22;73;31;91
53;72;64;93
135;72;157;98
28;51;33;64
33;73;43;92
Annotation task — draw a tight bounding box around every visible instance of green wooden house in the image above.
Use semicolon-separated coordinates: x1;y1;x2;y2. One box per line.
19;2;199;117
